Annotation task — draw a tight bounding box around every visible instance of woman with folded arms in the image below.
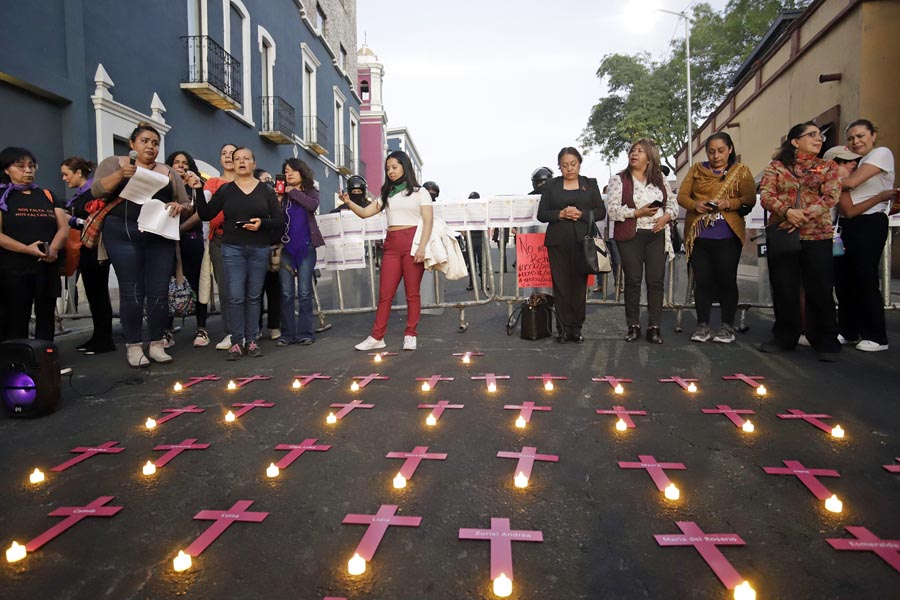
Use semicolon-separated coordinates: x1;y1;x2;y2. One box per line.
204;143;237;351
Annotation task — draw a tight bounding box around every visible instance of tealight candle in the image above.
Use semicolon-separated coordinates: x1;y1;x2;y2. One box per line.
825;494;843;513
462;354;471;364
351;382;360;392
742;420;754;433
173;382;183;392
326;412;337;424
421;382;430;392
266;463;280;478
493;573;513;597
227;380;236;390
733;580;756;600
664;483;680;501
615;418;628;432
544;381;553;391
6;541;26;563
487;382;497;393
224;410;236;423
348;552;366;576
514;472;529;488
173;549;192;572
756;384;767;396
515;416;526;429
831;425;844;439
614;384;624;395
142;461;156;476
29;468;45;484
687;382;697;393
426;414;437;427
145;417;157;430
292;379;301;390
374;353;382;363
393;473;407;489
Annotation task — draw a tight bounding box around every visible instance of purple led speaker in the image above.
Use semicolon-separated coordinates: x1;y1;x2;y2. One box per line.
0;339;60;418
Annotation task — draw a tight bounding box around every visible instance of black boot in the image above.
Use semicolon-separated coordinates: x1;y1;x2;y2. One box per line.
624;325;641;342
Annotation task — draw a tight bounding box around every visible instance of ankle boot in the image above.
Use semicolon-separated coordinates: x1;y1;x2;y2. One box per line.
148;339;173;363
126;343;150;368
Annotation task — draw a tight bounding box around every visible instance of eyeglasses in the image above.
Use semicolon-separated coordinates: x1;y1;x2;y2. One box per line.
797;131;824;141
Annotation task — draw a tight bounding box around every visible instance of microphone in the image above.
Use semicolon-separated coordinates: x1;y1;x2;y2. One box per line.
129;150;138;165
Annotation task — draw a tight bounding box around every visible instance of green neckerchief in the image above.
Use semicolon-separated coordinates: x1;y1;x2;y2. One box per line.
389;182;408;197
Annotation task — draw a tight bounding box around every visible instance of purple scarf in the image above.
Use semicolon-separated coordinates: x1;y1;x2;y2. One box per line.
0;182;38;212
66;178;93;208
283;199;312;268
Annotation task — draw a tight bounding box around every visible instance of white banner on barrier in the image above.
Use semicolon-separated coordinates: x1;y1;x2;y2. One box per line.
318;212;343;241
340;210;364;236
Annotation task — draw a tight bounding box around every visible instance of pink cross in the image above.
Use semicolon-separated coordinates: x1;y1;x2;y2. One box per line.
185;500;269;556
386;446;447;479
342;504;422;561
722;373;766;388
527;373;567;388
654;521;747;589
883;458;900;473
471;373;510;391
292;373;332;387
233;375;272;388
368;351;398;358
330;399;375;420
179;374;221;389
595;405;648;429
273;438;331;469
50;441;125;472
618;455;687;492
155;405;205;425
592;376;633;390
701;404;754;428
418;400;464;422
352;373;390;388
496;446;559;480
503;401;552;424
324;597;347;600
777;409;834;434
659;376;699;390
231;399;275;419
415;374;454;389
762;460;840;500
827;527;900;573
152;439;210;468
458;517;543;581
452;351;484;357
24;496;123;552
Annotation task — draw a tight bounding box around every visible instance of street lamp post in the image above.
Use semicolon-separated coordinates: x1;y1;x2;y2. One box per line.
659;8;693;166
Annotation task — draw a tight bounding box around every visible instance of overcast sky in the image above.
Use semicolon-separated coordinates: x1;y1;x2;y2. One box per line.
357;0;727;200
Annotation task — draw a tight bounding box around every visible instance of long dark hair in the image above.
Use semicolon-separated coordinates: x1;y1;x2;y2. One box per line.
846;119;876;135
773;121;817;169
625;138;665;191
282;157;315;192
379;150;419;209
705;132;737;168
130;121;161;143
0;146;38;184
60;156;96;179
165;150;200;174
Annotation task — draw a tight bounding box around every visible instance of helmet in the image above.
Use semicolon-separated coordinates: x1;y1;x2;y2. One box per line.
468;191;481;199
347;175;367;193
422;181;440;197
531;167;554;188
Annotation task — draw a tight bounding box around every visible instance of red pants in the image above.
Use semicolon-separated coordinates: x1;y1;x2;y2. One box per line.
371;227;425;339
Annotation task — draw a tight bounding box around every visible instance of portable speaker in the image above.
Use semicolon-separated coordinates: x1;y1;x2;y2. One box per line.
0;339;61;418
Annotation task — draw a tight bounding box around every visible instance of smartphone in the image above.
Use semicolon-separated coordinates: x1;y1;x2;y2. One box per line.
274;174;286;194
705;201;719;210
647;200;663;208
234;220;252;228
36;241;48;254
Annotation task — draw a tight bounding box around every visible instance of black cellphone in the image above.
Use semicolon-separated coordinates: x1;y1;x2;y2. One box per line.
705;201;719;209
234;220;252;228
37;241;48;254
647;200;663;208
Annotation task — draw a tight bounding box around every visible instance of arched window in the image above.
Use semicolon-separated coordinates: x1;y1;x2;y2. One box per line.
360;80;370;102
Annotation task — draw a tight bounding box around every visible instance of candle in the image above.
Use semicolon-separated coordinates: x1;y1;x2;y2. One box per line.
664;483;680;501
374;353;382;363
351;381;360;392
28;468;45;485
515;416;526;429
326;412;337;424
173;381;183;392
421;382;431;392
292;379;301;390
462;353;471;364
615;418;627;432
756;384;766;396
487;382;497;393
831;425;844;439
225;410;236;423
514;472;529;488
347;552;366;576
227;380;236;390
493;573;513;597
733;580;756;600
393;473;407;489
266;463;280;478
687;382;697;393
426;413;437;427
614;383;624;395
742;420;754;433
824;494;843;513
172;550;192;572
142;461;156;476
544;381;554;391
6;541;26;563
145;417;157;430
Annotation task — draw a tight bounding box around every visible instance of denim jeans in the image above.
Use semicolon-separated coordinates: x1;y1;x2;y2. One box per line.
103;215;176;343
279;247;316;343
221;243;270;345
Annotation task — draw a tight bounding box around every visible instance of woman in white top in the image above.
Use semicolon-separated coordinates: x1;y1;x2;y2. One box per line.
834;119;896;351
347;151;434;351
607;138;678;344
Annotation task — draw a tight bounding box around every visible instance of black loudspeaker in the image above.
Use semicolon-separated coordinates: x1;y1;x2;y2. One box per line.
0;339;61;418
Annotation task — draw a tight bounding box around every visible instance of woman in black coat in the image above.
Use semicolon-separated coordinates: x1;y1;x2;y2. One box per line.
537;147;606;343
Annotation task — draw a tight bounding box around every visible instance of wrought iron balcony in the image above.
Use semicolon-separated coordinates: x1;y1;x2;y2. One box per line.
180;35;242;110
259;96;295;144
338;144;354;175
303;115;329;155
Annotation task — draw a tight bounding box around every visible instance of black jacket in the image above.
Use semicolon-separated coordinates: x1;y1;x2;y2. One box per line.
536;176;606;247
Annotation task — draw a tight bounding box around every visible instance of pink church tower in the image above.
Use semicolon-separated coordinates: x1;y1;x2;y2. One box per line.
357;45;387;193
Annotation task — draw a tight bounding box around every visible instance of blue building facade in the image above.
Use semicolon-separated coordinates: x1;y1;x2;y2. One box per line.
0;0;361;211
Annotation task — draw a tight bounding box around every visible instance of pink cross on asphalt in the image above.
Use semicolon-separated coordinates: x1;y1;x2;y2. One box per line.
722;373;766;388
351;373;390;388
458;517;543;581
777;409;834;434
596;406;647;428
763;460;840;500
503;401;551;424
415;374;454;390
654;521;747;589
701;404;754;428
452;351;484;357
24;496;123;552
155;405;205;425
233;375;272;388
385;446;447;479
496;446;559;480
418;400;464;421
50;441;124;472
826;527;900;573
330;399;375;420
592;375;633;390
527;373;567;388
342;505;422;561
152;439;210;468
883;458;900;473
231;399;275;419
178;374;221;389
367;351;398;357
292;373;332;387
659;376;699;390
185;500;269;556
471;373;510;391
273;438;331;469
618;455;686;492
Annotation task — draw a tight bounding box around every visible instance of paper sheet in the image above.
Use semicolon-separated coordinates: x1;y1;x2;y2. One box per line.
317;213;343;241
120;167;170;205
137;199;181;240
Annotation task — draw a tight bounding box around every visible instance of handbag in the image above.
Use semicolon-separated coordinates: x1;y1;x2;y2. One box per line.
765;182;801;258
168;244;196;317
269;244;282;272
506;293;556;340
580;210;612;274
669;219;684;254
59;228;82;277
81;197;123;249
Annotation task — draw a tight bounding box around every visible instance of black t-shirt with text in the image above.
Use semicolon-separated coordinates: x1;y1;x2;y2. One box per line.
0;188;63;272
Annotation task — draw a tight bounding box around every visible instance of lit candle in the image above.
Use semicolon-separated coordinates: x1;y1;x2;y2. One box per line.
544;381;554;391
426;413;437;427
173;381;183;392
393;473;407;489
514;472;529;488
756;384;767;396
326;412;337;424
487;382;497;393
664;483;680;501
825;494;843;513
493;573;513;597
733;580;756;600
421;382;431;392
142;461;156;476
292;379;301;390
266;463;280;478
614;383;624;395
687;382;697;393
347;552;366;576
172;550;192;572
28;468;45;485
227;380;236;390
351;381;360;392
831;425;844;439
224;410;236;423
515;416;526;429
374;353;382;363
145;417;157;430
615;418;628;432
742;419;755;433
6;541;26;563
462;353;471;364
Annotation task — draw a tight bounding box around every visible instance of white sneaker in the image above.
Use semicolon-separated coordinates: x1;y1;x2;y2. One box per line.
193;329;210;347
837;334;859;345
856;340;888;352
270;328;281;340
164;331;176;348
403;335;417;351
216;335;232;350
148;339;173;363
797;334;811;347
126;343;149;368
355;336;386;351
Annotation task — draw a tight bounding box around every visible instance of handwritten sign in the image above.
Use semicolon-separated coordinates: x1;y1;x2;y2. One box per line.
516;233;551;288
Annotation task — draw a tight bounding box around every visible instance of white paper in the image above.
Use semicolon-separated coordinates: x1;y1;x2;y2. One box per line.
745;202;767;229
362;212;387;240
464;200;489;230
440;201;467;229
340;237;367;270
120;166;170;205
317;213;343;241
340;210;364;236
487;197;513;227
512;195;541;226
315;245;329;269
137;199;181;240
